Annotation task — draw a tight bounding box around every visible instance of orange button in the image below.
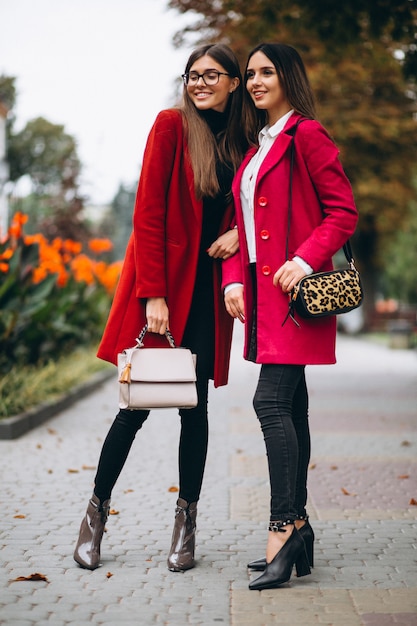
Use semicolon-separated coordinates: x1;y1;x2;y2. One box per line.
258;196;268;207
260;229;270;240
262;265;271;276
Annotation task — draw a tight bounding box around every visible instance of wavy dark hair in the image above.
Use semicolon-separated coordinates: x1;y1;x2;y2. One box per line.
244;43;316;135
179;44;251;199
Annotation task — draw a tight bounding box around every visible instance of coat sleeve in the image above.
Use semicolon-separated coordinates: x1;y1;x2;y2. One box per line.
293;120;358;270
133;110;182;298
222;251;243;291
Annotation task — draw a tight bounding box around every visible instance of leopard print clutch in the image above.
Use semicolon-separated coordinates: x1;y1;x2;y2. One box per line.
292;267;363;319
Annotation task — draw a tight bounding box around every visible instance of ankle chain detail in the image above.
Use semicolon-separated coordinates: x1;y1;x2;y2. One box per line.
268;520;293;532
296;514;309;522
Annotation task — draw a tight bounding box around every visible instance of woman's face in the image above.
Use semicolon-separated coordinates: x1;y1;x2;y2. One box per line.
246;50;291;124
186;54;239;113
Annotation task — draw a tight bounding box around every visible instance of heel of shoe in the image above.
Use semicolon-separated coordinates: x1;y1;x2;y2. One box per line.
295;548;311;578
297;516;315;568
303;534;314;569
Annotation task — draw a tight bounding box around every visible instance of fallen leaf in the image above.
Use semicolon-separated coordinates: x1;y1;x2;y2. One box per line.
124;489;134;493
81;465;96;471
47;469;53;474
47;428;56;435
398;474;410;479
341;487;356;496
14;514;26;519
109;509;119;515
67;469;79;473
11;573;49;583
36;444;42;449
168;486;179;493
401;441;411;447
309;463;316;470
330;465;338;470
106;572;113;578
409;498;417;506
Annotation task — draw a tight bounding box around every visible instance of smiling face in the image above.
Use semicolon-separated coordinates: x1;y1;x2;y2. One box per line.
246;50;291;125
186;54;239;113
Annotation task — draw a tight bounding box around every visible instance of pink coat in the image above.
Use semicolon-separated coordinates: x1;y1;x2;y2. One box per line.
222;113;359;365
97;109;234;387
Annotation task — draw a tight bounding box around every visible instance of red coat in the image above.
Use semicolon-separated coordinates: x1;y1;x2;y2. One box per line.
222;113;359;365
97;109;234;387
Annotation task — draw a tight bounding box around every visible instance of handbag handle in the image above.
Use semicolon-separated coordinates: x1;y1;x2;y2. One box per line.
285;119;356;268
136;324;176;348
119;324;177;384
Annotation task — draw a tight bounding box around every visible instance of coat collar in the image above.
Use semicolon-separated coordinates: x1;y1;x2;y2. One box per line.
256;112;303;183
232;113;304;201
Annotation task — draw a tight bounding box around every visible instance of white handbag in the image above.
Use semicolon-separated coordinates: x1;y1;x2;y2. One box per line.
117;325;197;410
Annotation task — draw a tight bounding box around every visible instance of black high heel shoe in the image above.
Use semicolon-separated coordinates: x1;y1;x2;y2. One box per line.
249;523;311;591
247;516;314;571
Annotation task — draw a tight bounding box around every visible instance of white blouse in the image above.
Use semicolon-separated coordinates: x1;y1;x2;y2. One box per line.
241;109;294;263
224;110;312;294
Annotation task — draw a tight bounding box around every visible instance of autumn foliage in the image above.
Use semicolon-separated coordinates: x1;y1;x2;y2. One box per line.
0;212;122;370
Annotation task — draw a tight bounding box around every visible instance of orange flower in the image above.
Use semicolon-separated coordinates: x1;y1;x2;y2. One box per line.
0;247;13;273
0;248;13;261
63;239;82;256
56;268;69;287
95;260;122;294
27;236;67;285
70;254;95;285
32;266;48;284
24;233;45;246
88;238;113;254
8;212;29;240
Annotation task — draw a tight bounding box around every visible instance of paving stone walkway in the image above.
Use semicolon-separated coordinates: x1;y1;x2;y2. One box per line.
1;325;416;625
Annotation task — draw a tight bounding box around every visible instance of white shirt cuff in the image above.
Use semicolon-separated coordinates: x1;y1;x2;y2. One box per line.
293;256;313;275
224;282;243;294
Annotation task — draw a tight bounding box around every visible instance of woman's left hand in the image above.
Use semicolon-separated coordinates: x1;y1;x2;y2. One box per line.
273;260;307;293
207;228;239;259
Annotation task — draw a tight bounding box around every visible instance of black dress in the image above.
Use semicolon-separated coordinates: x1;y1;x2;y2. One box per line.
181;108;234;380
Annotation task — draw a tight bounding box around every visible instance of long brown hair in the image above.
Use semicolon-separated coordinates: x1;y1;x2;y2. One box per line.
179;44;250;199
244;43;316;136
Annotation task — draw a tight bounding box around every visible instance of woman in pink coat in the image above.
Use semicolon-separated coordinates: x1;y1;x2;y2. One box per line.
74;44;251;573
223;43;358;591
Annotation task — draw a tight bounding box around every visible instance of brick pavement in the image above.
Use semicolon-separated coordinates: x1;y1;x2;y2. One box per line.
0;325;416;625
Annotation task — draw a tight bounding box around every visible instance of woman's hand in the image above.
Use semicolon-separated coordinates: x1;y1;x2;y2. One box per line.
146;297;169;334
273;260;307;293
207;228;239;259
224;286;245;322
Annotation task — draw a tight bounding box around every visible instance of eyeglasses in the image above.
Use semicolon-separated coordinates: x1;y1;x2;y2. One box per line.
182;70;231;86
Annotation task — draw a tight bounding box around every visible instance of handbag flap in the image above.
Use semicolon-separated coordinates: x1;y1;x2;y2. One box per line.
118;347;196;383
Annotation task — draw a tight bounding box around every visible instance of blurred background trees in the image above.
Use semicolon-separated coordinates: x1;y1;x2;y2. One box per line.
169;0;417;324
0;77;122;374
0;75;91;246
1;0;417;335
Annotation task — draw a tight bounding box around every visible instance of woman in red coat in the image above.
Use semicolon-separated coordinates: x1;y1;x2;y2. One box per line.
223;43;359;590
74;44;251;573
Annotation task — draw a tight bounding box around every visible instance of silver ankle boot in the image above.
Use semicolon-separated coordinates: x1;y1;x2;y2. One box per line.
74;494;110;570
167;498;197;572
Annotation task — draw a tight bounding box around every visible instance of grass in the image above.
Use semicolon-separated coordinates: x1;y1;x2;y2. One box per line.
0;347;114;419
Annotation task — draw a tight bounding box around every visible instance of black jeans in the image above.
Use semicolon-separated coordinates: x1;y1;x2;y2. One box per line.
253;364;310;522
93;274;215;506
93;374;209;505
